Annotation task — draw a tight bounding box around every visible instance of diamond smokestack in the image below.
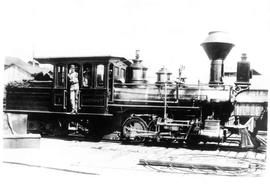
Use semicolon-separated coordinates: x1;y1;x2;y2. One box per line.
201;31;234;85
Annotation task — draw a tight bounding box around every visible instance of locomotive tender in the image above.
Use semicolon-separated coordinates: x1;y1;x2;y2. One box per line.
5;31;263;145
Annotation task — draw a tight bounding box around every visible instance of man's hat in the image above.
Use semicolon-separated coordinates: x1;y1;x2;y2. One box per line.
70;65;75;69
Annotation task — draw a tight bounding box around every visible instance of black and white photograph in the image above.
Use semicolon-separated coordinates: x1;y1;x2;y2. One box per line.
2;0;269;183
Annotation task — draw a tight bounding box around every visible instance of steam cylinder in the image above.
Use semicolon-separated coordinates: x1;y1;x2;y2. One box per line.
201;31;234;85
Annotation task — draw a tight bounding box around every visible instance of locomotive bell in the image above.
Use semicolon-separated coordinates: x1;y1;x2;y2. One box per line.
201;31;234;86
128;50;148;85
235;53;251;87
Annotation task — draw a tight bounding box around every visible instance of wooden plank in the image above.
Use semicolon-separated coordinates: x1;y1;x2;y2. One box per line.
139;158;250;170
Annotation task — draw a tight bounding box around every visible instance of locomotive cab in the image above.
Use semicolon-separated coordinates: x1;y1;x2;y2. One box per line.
35;56;130;114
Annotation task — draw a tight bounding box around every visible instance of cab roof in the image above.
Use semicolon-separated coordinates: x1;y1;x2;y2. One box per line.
34;56;131;65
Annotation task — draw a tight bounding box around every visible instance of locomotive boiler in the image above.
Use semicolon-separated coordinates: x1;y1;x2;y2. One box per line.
116;31;235;144
5;31;265;146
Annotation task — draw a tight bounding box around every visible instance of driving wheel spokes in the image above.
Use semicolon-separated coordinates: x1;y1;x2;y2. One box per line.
122;116;147;143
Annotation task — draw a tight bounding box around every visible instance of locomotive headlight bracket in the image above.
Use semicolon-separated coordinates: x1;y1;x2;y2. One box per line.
233;85;250;97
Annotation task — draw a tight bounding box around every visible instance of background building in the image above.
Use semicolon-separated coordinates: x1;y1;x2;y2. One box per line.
4;56;51;85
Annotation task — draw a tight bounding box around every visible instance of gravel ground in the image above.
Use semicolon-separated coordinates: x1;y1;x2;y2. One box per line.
1;137;269;183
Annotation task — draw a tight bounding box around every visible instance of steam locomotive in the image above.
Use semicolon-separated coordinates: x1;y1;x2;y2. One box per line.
5;31;266;146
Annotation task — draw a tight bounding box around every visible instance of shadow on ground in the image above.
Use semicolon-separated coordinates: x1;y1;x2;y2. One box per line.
42;134;266;153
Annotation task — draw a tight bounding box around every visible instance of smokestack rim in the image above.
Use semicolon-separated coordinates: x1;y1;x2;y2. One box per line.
200;31;234;46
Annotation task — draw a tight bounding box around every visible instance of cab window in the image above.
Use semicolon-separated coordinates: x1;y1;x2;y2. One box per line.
96;64;105;87
114;66;119;77
120;68;125;78
82;64;92;87
55;64;66;88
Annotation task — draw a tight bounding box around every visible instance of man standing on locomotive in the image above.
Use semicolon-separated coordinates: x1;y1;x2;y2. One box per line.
68;65;79;113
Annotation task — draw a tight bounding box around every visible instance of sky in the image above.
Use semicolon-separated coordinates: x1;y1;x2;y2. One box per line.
3;0;270;84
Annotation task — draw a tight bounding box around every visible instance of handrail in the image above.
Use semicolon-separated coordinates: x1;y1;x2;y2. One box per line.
114;82;233;89
63;90;67;110
78;90;81;110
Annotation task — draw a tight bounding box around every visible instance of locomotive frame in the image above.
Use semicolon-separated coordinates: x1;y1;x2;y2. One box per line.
4;55;239;145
